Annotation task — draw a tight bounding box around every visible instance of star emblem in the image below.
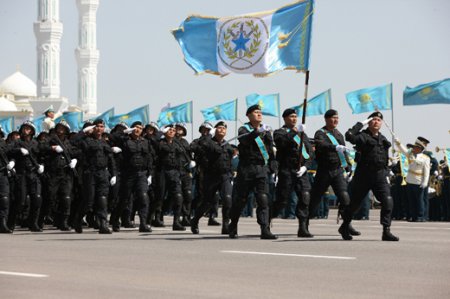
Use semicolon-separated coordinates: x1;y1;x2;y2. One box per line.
232;30;250;53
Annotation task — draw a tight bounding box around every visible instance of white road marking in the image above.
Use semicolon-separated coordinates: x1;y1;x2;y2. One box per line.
221;250;356;260
0;271;48;278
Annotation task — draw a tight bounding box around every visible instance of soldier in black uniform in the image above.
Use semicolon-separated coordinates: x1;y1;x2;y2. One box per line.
272;108;314;237
72;119;116;234
174;123;195;226
8;121;45;232
308;109;359;238
342;111;399;241
190;121;234;235
110;121;153;232
0;126;14;233
155;124;185;231
40;120;79;231
228;105;278;239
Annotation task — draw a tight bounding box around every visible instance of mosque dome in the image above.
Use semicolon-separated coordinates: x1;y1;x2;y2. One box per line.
0;71;37;97
0;96;18;111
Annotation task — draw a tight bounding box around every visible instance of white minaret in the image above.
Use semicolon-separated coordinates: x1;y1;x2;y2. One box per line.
76;0;99;115
34;0;63;98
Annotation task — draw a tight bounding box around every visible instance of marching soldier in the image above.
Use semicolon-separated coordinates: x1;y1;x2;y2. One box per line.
72;119;117;234
190;121;234;235
308;109;359;237
155;124;185;231
272;108;314;237
228;105;278;239
8;121;45;232
342;112;399;241
41;105;62;133
0;126;14;233
109;121;153;232
40;120;79;231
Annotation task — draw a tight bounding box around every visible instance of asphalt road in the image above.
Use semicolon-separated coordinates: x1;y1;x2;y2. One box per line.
1;210;449;299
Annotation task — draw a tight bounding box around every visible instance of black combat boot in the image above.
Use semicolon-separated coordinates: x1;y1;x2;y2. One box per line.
0;196;12;233
348;223;361;236
261;226;278;240
29;196;43;232
208;217;220;226
190;218;199;234
172;217;186;231
338;222;352;240
0;218;12;233
60;216;71;231
221;220;230;235
228;221;238;239
297;218;313;238
382;227;399;241
181;216;191;227
139;215;152;233
98;219;112;234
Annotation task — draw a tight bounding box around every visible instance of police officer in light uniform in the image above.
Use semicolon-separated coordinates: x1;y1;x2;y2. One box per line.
8;121;45;232
228;105;278;239
272;108;314;237
190;121;234;235
342;111;399;241
109;121;153;232
308;109;359;237
395;136;430;222
41;105;62;133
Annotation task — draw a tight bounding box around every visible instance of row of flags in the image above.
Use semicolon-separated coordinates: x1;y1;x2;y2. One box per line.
0;78;449;135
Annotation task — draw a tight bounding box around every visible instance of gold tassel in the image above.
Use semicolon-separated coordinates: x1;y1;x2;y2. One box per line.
278;42;289;49
278;32;290;41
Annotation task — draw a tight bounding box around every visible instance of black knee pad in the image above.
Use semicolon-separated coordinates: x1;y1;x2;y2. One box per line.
385;196;394;211
337;191;350;206
301;191;311;204
256;193;269;207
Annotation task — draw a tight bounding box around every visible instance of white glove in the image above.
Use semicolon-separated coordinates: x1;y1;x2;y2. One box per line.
297;123;306;133
386;176;391;184
296;166;307;177
335;145;346;153
37;164;44;174
438;175;443;180
209;128;216;136
361;117;373;126
271;173;278;185
258;124;271;133
69;159;77;169
111;146;122;154
394;138;401;145
434;170;439;177
124;127;135;134
7;161;15;170
162;127;171;134
389;171;395;177
390;156;399;166
347;175;353;183
189;160;196;169
54;145;63;153
20;148;29;156
204;123;214;130
83;125;96;133
110;176;117;186
147;176;152;186
420;182;427;189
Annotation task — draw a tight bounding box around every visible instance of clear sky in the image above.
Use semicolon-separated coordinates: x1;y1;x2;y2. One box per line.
1;0;449;158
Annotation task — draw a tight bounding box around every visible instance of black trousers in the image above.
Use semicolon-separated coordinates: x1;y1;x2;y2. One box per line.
79;168;110;221
194;172;232;223
310;167;349;216
180;170;193;219
0;173;10;219
156;168;182;218
43;170;73;218
274;168;311;219
344;168;393;227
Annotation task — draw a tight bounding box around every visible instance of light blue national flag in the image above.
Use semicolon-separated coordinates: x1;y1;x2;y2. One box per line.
346;83;392;114
201;99;237;121
55;111;84;131
158;101;192;127
403;78;450;106
246;93;280;117
95;108;115;127
292;89;331;117
108;105;149;128
0;116;15;135
172;0;314;77
32;115;46;134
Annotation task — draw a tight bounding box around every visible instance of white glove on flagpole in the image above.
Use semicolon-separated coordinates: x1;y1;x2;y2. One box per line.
258;124;271;133
296;166;307;177
189;161;196;169
297;123;306;133
110;176;117;186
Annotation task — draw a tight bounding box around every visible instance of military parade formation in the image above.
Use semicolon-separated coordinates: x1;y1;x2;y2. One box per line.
0;105;449;243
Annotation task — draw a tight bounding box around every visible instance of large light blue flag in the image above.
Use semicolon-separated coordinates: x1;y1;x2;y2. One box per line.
201;99;237;121
158;102;193;127
292;89;331;117
33;115;46;134
172;0;314;77
246;93;280;117
108;105;149;128
55;112;84;131
346;83;392;114
0;116;15;135
95;108;115;124
403;78;450;106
